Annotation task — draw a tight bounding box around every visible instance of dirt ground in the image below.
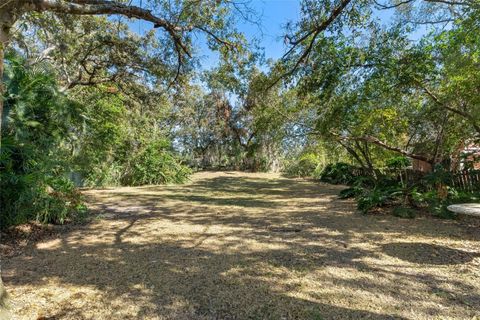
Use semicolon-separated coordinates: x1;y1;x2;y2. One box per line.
2;171;480;319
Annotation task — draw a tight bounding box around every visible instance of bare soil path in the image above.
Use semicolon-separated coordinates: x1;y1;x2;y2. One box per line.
2;172;480;319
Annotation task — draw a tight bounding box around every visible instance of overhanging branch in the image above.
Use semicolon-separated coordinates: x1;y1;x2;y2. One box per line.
30;0;180;31
27;0;192;58
267;0;352;88
333;133;432;163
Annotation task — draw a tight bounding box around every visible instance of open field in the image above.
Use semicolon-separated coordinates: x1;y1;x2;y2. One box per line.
2;171;480;319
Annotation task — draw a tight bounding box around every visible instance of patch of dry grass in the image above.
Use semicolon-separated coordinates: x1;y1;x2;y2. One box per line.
2;171;480;319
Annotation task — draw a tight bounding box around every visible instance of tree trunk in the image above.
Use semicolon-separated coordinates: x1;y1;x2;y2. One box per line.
0;4;15;136
338;139;367;168
0;45;9;314
0;21;7;137
0;7;14;312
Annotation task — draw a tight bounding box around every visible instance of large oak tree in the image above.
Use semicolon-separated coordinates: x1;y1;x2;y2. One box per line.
0;0;245;133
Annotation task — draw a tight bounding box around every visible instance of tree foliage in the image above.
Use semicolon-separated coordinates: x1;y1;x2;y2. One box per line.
0;52;86;226
1;0;480;223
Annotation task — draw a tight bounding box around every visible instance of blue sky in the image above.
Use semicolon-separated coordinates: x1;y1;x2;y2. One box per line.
127;1;303;70
243;0;302;59
127;1;428;71
193;0;302;69
190;1;401;70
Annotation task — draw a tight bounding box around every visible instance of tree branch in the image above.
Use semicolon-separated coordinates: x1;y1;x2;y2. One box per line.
373;0;415;10
28;0;192;56
268;0;352;88
414;79;480;134
30;0;179;31
333;133;432;162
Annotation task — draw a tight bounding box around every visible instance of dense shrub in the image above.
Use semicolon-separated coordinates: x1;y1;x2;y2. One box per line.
82;162;124;187
73;91;127;187
385;156;410;169
338;187;360;199
282;153;322;177
414;188;480;219
122;139;191;186
338;176;376;199
1;53;191;229
356;186;400;213
319;162;357;184
330;158;480;217
73;89;192;188
0;54;87;228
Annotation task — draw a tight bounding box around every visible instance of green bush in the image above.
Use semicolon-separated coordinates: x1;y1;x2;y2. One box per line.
122;139;191;186
338;187;360;199
338;176;375;199
0;54;87;228
1;53;192;228
34;178;88;224
282;153;322;177
83;162;124;187
344;173;402;213
356;186;400;213
72;90;127;187
323;160;478;219
385;156;410;169
254;156;271;173
354;175;480;218
0;165;87;226
419;188;480;219
319;162;357;184
423;165;452;186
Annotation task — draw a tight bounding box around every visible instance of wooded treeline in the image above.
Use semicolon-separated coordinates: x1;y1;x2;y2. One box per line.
1;0;479;225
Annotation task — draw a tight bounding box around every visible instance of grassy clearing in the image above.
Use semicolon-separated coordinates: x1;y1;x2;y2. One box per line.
2;171;480;319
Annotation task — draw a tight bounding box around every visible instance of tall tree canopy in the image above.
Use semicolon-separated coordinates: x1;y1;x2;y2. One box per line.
273;0;480;170
0;0;248;133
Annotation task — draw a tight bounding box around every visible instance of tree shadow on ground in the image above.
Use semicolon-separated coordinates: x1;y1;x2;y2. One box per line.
382;242;479;265
5;235;411;319
3;173;480;319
